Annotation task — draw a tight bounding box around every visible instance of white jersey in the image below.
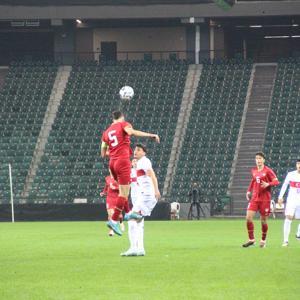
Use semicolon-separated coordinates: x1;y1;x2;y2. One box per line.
279;170;300;205
136;156;155;196
130;167;141;206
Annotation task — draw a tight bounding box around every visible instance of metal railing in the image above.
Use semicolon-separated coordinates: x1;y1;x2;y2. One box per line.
0;49;230;65
1;49;299;65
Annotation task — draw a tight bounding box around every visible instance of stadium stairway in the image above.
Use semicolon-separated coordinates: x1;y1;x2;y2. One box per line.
263;58;300;196
22;66;71;199
162;64;202;199
229;64;277;215
170;59;252;204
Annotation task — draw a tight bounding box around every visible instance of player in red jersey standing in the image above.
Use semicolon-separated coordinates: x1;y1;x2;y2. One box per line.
100;171;125;236
101;111;159;236
243;152;279;248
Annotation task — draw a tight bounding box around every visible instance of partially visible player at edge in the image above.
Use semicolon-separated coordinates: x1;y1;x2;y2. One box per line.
243;152;279;248
101;111;160;236
277;159;300;247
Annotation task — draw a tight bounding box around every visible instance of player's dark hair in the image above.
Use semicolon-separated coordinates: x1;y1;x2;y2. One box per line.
297;158;300;163
112;111;123;120
255;151;266;159
135;143;147;153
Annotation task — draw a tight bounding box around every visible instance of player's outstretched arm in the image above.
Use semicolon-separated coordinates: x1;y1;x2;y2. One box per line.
124;126;160;143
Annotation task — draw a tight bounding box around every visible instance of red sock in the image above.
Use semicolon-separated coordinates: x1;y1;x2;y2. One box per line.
247;221;254;240
262;223;268;241
111;196;127;221
123;199;130;214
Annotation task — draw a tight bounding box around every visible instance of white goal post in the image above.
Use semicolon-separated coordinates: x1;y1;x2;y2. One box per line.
8;163;15;223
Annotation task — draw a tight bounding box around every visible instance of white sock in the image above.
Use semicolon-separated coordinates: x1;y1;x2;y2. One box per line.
128;220;138;252
137;219;145;252
297;224;300;237
284;218;292;243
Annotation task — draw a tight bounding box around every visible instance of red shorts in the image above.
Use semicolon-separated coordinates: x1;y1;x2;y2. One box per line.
109;158;131;185
106;197;118;210
247;201;271;217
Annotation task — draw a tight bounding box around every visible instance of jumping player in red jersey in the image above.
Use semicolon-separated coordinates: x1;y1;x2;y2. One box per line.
101;111;159;236
243;152;279;248
100;171;125;236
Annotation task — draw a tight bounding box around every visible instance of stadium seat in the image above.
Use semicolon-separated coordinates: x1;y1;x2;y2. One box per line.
0;61;57;204
30;60;188;203
263;58;300;196
169;59;252;203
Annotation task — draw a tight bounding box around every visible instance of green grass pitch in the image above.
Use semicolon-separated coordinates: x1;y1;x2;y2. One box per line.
0;219;300;300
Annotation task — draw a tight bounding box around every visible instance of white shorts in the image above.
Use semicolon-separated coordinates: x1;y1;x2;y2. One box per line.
285;201;300;219
133;193;157;217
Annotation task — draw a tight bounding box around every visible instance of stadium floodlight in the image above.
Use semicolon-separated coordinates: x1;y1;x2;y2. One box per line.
250;25;262;28
264;35;290;39
76;19;82;24
8;164;15;223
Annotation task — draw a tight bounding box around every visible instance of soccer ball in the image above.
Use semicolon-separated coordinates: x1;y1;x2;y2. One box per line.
119;86;134;101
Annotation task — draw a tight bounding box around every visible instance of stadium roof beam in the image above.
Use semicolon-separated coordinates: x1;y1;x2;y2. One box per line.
220;16;300;27
1;2;300;20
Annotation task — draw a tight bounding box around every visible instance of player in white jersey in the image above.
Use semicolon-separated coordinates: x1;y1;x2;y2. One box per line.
130;159;140;207
126;159;143;255
121;144;161;256
277;159;300;246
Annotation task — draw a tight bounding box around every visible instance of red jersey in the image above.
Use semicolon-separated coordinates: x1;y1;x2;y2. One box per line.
102;176;119;200
102;121;132;160
247;166;279;202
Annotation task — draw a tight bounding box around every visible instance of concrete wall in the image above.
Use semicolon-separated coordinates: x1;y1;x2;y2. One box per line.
185;23;210;62
1;2;300;19
200;23;210;60
185;25;195;62
76;28;94;60
54;26;76;64
214;26;225;58
93;26;187;60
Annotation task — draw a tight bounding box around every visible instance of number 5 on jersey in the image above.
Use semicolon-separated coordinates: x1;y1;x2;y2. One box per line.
108;130;119;147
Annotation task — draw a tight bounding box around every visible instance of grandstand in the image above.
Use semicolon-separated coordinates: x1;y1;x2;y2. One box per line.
28;60;187;204
263;58;300;194
1;57;299;216
170;59;252;204
0;61;57;203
